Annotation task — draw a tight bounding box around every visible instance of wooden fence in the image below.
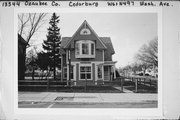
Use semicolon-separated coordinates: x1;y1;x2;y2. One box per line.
119;75;158;93
18;79;68;91
18;76;157;92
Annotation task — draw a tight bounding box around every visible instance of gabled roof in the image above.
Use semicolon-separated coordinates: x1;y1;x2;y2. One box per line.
61;37;71;48
100;37;115;55
18;34;28;46
64;20;107;49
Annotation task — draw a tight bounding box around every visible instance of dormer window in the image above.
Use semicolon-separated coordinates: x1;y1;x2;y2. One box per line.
75;40;95;58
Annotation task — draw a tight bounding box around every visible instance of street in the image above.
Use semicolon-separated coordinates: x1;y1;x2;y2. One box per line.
19;101;157;108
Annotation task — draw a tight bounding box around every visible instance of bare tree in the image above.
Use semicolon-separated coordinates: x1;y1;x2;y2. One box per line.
18;13;47;43
135;37;158;67
18;13;47;80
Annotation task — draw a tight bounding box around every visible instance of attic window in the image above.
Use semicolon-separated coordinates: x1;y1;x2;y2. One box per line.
80;28;91;35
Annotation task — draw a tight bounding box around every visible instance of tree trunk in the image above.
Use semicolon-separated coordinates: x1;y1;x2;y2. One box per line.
54;66;56;80
32;66;34;80
22;47;27;80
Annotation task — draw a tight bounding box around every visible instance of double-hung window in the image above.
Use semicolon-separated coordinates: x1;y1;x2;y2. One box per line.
82;43;89;55
80;66;92;80
63;66;74;80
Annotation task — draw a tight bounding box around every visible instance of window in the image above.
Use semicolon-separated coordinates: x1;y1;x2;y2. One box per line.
63;67;67;79
75;42;80;55
80;66;91;80
70;66;74;79
98;66;102;79
64;66;74;79
80;28;91;35
75;40;95;58
91;43;94;55
82;43;89;55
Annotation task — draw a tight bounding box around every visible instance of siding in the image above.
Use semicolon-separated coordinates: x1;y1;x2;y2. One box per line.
76;63;79;81
76;81;94;86
68;22;106;49
70;49;103;62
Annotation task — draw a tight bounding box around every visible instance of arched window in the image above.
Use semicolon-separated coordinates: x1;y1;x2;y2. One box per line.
80;28;91;35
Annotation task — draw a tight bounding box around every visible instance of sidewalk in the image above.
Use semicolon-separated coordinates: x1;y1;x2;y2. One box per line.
19;92;157;103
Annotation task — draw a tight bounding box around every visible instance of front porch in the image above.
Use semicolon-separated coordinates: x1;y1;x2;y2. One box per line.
63;61;117;86
98;61;117;82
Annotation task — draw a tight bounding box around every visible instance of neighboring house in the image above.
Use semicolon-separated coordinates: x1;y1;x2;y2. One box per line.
18;34;28;80
61;20;117;86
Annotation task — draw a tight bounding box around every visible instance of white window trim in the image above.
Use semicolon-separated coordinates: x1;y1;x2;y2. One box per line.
75;40;95;58
79;64;92;80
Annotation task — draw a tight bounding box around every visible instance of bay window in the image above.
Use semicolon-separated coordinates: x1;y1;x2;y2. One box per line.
75;40;95;58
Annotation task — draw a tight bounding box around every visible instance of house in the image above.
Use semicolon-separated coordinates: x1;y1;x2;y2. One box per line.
18;34;28;80
61;20;117;86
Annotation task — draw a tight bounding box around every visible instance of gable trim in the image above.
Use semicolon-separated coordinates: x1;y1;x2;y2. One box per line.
85;21;107;49
64;20;107;49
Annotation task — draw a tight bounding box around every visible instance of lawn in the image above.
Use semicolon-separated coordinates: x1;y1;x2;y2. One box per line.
55;85;122;93
19;85;123;93
124;85;157;93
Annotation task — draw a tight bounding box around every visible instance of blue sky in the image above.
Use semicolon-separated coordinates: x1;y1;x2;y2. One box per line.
28;13;157;68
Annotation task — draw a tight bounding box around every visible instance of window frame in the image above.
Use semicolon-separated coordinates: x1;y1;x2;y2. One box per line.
63;67;67;79
79;64;92;80
70;65;74;80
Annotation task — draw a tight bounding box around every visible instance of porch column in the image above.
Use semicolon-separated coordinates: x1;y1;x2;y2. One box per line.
110;66;112;81
102;65;104;84
113;65;116;79
67;64;69;85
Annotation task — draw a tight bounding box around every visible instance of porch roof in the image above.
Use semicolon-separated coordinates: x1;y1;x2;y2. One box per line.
97;61;117;67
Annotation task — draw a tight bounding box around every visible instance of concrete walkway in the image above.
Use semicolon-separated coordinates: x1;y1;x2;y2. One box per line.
19;92;157;103
113;86;133;93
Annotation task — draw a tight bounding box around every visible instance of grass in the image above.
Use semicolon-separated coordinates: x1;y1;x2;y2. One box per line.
64;85;122;93
19;85;123;93
124;85;157;93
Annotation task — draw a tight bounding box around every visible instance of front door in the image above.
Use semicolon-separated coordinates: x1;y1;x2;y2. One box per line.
104;66;110;81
